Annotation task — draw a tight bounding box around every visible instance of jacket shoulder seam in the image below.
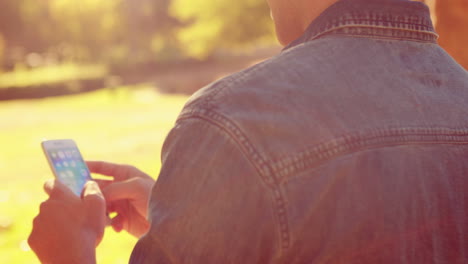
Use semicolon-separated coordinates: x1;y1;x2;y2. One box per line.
178;109;292;252
273;126;468;182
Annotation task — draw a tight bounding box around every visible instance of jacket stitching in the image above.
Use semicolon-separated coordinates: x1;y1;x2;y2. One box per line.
331;18;433;29
184;60;271;111
178;109;292;251
272;127;468;182
309;24;438;43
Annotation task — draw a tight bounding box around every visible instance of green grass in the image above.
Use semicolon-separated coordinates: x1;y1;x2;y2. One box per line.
0;63;108;88
0;86;188;263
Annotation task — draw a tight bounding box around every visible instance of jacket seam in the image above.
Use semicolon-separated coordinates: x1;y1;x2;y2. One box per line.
272;127;468;182
178;109;292;252
334;18;433;29
319;33;438;44
185;61;271;111
310;24;438;43
283;0;435;50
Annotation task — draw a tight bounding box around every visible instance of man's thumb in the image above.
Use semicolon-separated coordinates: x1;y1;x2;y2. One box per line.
82;181;104;199
82;181;106;245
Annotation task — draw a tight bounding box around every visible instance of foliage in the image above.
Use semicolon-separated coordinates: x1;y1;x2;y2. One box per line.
0;0;275;68
171;0;275;58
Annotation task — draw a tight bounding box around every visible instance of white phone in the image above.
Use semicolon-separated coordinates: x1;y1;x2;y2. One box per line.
42;139;92;196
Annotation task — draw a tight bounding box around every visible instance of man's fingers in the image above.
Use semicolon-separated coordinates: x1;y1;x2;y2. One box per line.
86;161;121;178
86;161;146;181
101;178;140;202
94;179;113;190
43;179;77;201
110;214;126;233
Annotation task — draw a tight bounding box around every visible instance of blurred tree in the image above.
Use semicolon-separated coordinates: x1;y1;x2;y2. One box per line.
171;0;274;59
0;0;53;67
0;0;276;66
0;0;25;48
435;0;468;70
120;0;182;63
45;0;124;61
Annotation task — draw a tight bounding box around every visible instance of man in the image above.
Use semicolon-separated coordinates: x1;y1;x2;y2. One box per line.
29;0;468;263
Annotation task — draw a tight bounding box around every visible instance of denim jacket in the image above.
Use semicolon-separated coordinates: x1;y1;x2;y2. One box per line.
130;0;468;263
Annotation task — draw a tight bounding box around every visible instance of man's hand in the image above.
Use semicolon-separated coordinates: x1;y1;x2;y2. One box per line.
28;180;106;264
86;161;155;238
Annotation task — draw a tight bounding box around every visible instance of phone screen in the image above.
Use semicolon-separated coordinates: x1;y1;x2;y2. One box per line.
45;146;91;196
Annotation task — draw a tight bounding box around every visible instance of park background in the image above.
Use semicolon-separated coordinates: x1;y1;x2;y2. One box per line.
0;0;466;263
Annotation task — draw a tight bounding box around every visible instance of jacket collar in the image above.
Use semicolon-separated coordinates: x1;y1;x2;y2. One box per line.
284;0;438;51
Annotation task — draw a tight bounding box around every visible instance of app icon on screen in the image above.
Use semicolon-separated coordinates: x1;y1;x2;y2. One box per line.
58;151;65;159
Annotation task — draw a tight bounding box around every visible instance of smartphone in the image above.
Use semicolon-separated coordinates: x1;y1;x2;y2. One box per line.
42;139;92;196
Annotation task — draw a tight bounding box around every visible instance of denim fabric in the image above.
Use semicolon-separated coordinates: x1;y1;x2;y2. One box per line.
130;0;468;263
